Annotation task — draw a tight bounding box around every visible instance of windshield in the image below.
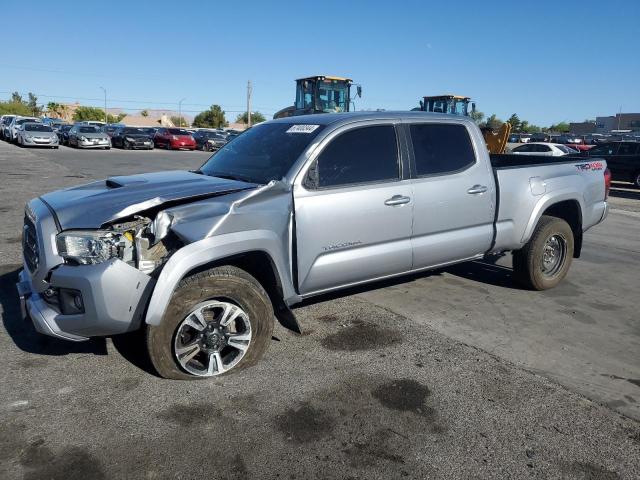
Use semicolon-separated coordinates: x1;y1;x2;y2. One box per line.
557;145;575;154
122;128;150;135
61;125;72;132
425;98;468;115
79;126;100;133
17;118;37;125
316;80;348;113
168;128;190;135
25;124;52;132
199;123;325;184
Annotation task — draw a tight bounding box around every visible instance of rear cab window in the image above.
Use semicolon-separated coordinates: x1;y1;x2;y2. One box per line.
409;123;476;176
306;125;400;189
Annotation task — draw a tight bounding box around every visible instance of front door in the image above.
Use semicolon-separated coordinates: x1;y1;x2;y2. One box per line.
294;123;413;295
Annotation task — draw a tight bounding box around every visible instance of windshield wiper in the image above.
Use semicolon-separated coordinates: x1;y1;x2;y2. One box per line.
210;173;257;184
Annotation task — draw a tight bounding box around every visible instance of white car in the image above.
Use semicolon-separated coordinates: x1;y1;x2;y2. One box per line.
511;142;578;156
8;116;40;142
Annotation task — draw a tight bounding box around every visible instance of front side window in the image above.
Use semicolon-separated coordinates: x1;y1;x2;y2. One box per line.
513;145;531;153
25;124;52;132
295;80;315;110
590;144;617;156
410;124;476;176
310;125;399;189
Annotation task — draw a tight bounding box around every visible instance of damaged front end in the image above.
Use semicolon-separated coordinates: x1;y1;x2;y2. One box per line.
56;213;180;275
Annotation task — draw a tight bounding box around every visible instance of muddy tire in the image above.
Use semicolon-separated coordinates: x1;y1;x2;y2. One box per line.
513;215;574;290
146;266;274;380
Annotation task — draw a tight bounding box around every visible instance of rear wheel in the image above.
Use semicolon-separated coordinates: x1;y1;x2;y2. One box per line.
146;266;274;380
513;215;574;290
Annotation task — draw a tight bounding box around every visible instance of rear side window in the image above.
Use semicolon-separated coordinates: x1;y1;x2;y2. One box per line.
410;124;476;176
312;125;399;188
618;143;639;155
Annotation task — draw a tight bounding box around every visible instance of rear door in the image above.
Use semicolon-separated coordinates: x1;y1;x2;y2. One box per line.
294;122;413;295
407;122;495;268
613;142;639;180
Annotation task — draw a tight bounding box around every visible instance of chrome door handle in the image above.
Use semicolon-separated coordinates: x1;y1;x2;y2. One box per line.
384;195;411;206
467;185;488;194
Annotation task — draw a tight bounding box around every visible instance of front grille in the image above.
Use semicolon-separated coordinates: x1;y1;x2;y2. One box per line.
23;215;39;272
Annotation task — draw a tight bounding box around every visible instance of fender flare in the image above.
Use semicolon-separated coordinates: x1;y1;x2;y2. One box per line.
521;190;585;245
144;230;296;326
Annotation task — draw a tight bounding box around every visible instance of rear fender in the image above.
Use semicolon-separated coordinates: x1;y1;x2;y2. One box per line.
521;191;584;245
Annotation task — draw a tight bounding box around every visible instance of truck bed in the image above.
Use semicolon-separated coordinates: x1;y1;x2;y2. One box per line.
490;153;585;169
489;154;607;254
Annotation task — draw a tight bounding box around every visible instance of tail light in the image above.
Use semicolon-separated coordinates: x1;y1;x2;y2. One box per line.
604;167;611;200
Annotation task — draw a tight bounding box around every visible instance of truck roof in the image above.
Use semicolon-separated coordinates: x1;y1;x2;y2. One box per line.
269;111;477;128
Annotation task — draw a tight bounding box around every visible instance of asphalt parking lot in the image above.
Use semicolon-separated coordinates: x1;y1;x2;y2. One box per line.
1;142;639;479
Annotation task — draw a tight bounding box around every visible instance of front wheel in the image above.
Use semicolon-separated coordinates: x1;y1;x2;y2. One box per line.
146;266;274;380
513;215;574;290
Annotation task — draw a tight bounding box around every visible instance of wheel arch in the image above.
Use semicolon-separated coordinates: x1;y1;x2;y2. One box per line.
523;196;584;258
144;231;301;332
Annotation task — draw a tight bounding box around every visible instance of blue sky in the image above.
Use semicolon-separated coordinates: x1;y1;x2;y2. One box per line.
1;0;638;125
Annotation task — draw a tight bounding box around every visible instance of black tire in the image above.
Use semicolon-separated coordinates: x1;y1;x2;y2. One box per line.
513;215;574;290
123;140;130;150
166;141;172;150
146;265;274;380
633;171;640;189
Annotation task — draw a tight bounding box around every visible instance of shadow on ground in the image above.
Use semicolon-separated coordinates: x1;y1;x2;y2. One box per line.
610;187;640;201
0;264;107;356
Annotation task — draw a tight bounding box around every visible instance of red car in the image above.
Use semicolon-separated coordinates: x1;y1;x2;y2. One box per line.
153;128;196;150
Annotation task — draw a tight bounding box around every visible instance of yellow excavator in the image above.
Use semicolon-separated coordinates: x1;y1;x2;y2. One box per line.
417;94;511;154
274;75;361;119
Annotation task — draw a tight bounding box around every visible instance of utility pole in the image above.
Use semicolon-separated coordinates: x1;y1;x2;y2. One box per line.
178;97;186;127
99;87;107;124
247;81;252;128
617;105;622;131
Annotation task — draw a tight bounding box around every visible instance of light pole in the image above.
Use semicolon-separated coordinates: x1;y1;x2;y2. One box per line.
178;97;186;127
99;87;107;124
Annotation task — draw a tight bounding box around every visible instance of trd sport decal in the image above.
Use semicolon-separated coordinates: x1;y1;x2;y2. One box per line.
575;162;604;171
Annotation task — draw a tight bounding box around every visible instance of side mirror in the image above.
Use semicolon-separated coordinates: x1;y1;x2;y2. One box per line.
356;85;362;98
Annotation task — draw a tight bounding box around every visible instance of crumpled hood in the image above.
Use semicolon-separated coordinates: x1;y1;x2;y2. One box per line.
40;170;256;230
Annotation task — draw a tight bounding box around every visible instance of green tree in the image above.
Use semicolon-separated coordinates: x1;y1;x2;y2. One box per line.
549;122;570;133
484;114;504;130
507;113;521;132
107;113;127;123
469;110;484;124
192;105;227;128
27;93;40;116
73;106;107;122
235;111;266;125
0;101;32;116
170;115;189;127
47;102;63;117
11;91;23;104
140;109;149;117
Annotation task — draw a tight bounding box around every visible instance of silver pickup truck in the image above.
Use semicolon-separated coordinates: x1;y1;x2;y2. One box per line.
17;112;609;379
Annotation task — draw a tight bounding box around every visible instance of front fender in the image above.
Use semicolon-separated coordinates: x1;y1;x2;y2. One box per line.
144;230;295;326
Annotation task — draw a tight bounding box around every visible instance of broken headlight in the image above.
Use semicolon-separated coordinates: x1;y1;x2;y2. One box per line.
56;230;122;265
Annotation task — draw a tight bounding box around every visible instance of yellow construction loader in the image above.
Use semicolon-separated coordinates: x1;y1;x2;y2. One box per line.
274;75;361;119
417;95;511;154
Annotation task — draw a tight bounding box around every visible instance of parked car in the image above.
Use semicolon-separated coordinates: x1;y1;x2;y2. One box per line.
153;128;196;150
68;125;111;149
193;130;228;151
104;123;125;137
511;143;578;156
7;116;40;143
16;123;59;148
75;121;106;129
17;112;609;379
581;141;640;187
57;124;73;145
0;115;16;140
111;127;155;149
529;132;550;142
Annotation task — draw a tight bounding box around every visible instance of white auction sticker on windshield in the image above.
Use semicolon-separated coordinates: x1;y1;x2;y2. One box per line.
286;124;320;133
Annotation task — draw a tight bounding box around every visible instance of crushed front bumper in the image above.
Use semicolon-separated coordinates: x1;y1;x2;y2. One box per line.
17;259;155;342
